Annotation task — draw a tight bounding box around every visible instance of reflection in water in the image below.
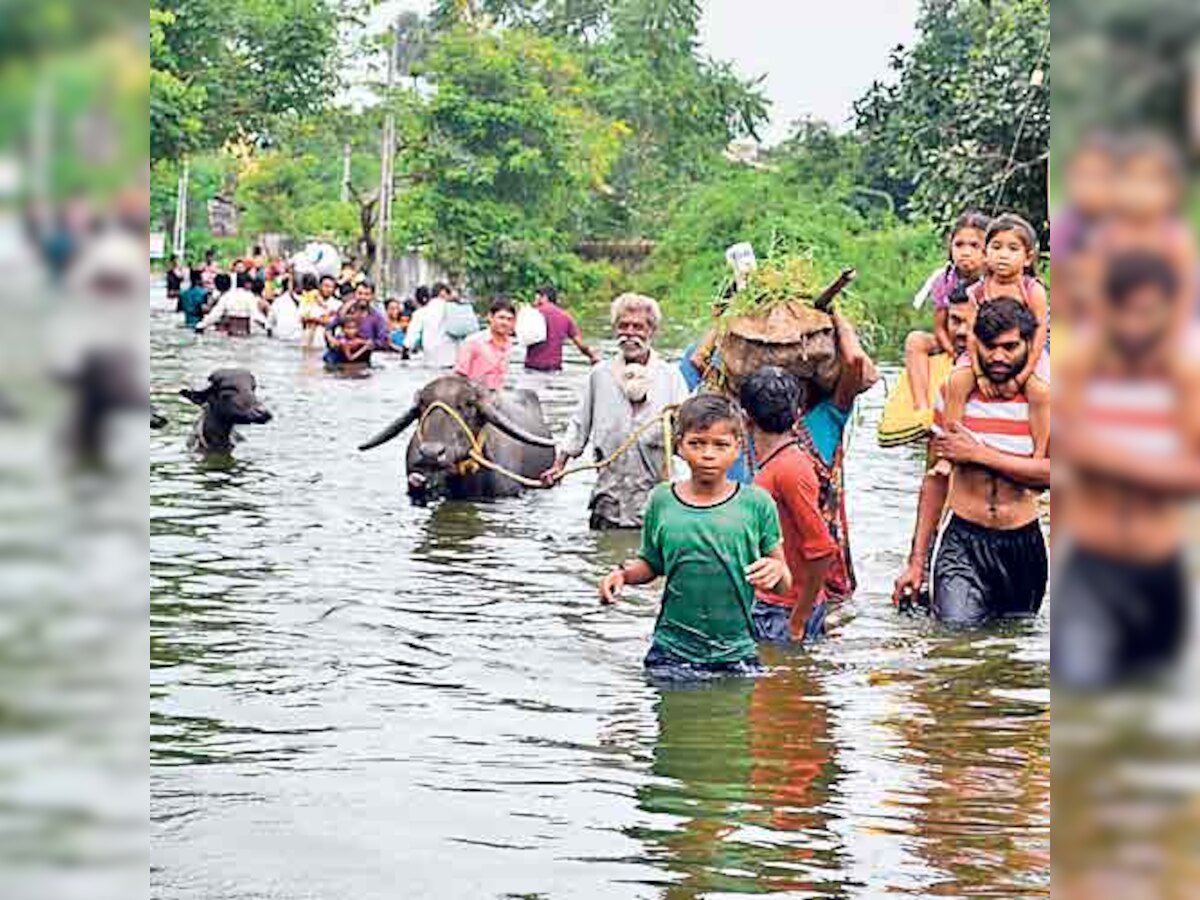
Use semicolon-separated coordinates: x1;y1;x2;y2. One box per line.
1052;688;1200;900
150;295;1049;898
630;655;843;899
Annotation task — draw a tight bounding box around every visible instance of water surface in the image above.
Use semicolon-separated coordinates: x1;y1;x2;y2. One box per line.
150;296;1049;899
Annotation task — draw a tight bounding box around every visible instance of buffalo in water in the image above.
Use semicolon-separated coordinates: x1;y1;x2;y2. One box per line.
359;375;557;502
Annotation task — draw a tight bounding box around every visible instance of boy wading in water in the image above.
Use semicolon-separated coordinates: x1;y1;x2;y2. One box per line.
599;394;792;679
740;367;840;643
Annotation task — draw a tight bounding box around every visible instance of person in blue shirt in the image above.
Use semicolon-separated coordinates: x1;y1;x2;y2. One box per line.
178;269;209;329
680;308;878;600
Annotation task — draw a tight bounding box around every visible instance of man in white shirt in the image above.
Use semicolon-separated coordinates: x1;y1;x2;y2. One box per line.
266;275;302;340
404;282;457;368
196;272;267;333
541;292;690;529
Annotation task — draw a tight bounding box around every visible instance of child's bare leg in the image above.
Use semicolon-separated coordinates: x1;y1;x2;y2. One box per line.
1024;375;1050;458
904;330;940;411
942;366;976;429
932;367;977;475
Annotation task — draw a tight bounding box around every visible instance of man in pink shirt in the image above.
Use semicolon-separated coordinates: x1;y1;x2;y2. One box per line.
455;297;517;391
523;286;601;372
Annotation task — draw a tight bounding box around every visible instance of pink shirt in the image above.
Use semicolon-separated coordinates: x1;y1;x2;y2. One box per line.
455;332;512;391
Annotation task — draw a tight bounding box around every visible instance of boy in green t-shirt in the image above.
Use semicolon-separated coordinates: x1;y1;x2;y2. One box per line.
599;394;791;678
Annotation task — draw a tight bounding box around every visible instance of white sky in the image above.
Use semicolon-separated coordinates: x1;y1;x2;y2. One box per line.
366;0;919;144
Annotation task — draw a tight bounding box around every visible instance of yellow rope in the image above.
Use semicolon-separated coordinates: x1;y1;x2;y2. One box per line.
417;399;678;489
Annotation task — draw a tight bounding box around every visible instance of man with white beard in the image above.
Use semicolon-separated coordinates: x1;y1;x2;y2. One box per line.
541;292;690;529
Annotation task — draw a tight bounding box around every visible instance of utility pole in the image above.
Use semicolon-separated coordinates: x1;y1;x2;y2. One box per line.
340;141;352;203
173;158;190;259
376;24;399;298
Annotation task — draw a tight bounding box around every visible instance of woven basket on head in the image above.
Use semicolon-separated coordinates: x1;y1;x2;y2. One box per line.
712;300;840;396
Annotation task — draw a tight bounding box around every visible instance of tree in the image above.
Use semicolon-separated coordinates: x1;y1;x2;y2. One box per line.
429;0;770;237
390;24;623;294
1051;0;1200;143
150;0;350;162
854;0;1050;234
234;117;383;268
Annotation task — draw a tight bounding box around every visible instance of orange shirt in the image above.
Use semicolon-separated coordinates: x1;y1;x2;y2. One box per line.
455;332;512;391
753;444;839;612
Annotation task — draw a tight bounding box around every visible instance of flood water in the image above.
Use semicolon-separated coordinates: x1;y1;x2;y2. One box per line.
150;294;1049;899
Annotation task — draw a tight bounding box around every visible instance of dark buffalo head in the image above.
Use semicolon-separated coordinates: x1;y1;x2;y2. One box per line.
180;368;273;426
359;375;554;499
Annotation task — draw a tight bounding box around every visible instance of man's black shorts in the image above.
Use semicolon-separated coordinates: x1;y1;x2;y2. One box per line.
932;515;1048;626
1052;548;1189;690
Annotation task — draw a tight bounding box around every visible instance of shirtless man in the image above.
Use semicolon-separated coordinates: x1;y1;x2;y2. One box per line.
1054;250;1200;688
893;298;1051;626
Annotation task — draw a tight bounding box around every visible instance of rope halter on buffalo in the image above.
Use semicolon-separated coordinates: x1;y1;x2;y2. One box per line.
416;400;678;489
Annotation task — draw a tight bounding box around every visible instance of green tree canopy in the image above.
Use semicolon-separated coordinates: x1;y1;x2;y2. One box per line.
150;0;350;163
392;24;624;294
855;0;1049;234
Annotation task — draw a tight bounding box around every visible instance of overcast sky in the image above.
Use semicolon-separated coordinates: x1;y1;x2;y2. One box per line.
368;0;919;144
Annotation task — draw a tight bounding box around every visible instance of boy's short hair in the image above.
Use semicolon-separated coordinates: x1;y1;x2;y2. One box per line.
235;271;254;289
740;366;805;435
214;273;232;292
489;296;516;316
676;393;741;439
537;285;557;304
975;297;1037;344
301;273;319;292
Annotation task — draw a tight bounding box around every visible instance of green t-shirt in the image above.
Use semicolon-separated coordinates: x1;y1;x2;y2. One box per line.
639;482;783;665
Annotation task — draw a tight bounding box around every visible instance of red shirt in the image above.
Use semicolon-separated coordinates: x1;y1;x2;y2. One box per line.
455;332;512;390
753;444;839;613
523;300;581;371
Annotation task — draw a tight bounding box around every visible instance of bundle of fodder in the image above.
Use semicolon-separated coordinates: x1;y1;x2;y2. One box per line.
692;255;858;397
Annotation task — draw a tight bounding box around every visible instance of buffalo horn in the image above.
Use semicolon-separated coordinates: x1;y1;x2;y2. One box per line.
480;401;557;448
358;404;420;451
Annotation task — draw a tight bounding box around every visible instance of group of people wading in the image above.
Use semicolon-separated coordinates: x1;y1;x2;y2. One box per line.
175;135;1198;689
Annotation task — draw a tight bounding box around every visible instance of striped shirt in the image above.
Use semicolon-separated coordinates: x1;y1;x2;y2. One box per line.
1082;378;1180;458
934;385;1034;458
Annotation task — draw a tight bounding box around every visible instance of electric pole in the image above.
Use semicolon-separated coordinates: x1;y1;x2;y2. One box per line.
173;158;190;259
376;24;399;297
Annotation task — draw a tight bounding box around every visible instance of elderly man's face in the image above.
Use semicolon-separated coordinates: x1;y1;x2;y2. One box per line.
615;311;654;361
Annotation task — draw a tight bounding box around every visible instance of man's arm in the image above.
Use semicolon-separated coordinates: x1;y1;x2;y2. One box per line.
934;425;1051;489
892;468;950;604
831;310;880;412
1060;431;1200;494
570;331;600;365
558;371;596;461
403;309;425;351
195;295;228;331
790;555;833;635
542;371;597;483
